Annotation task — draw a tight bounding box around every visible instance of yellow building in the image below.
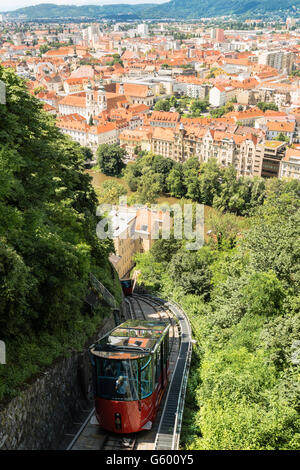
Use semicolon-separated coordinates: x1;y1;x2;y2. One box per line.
108;206;170;279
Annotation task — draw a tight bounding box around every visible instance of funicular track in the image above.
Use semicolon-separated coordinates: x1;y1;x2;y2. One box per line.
66;294;192;451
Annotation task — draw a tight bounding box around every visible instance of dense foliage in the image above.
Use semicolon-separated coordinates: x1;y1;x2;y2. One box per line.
0;66;121;400
96;143;126;177
96;180;127;205
257;101;279;112
134;190;300;449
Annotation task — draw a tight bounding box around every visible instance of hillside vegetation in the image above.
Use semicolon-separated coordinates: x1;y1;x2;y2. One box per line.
0;66;121;401
134;182;300;449
124;152;300;217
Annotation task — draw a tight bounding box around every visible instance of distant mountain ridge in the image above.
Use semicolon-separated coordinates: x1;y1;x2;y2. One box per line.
3;0;300;20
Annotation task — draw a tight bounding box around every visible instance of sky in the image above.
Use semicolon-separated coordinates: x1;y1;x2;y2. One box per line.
2;0;167;12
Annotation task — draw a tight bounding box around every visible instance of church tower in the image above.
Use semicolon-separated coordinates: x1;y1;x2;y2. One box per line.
117;41;122;56
119;82;124;95
86;79;95;122
70;46;80;71
97;77;107;112
86;78;94;107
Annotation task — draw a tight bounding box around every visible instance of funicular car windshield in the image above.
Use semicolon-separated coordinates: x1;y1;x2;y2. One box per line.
91;320;169;402
95;356;139;401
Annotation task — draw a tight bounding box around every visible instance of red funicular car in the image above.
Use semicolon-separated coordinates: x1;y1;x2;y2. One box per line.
89;320;170;433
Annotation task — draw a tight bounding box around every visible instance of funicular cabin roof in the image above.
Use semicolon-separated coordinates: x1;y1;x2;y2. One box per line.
90;320;170;360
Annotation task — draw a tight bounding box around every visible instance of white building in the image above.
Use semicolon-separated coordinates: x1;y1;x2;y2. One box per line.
58;81;107;122
57;116;118;153
209;85;235;107
137;23;149;37
279;148;300;179
209;86;226;107
266;121;295;143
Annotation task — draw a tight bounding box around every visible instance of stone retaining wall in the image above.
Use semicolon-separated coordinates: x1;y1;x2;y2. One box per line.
0;300;127;450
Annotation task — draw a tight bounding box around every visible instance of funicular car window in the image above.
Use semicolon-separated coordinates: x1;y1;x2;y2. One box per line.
96;357;138;401
140;356;152;399
164;334;169;361
155;346;161;385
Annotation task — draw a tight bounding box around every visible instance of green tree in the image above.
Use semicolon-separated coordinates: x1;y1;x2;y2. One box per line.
198;158;222;206
96;180;127;204
136;168;162;204
212;165;252;215
168;247;213;298
166;166;186;197
190;99;209;116
154;99;171;112
96;144;126;176
275;132;289;142
0;65;116;341
80;146;94;162
123;161;142;191
206;209;244;249
39;44;50;55
257;101;279;112
149;154;175;192
243;271;285;317
150;234;182;264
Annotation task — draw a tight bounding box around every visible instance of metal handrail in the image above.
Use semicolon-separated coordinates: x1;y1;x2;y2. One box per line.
166;299;192;450
148;293;192;451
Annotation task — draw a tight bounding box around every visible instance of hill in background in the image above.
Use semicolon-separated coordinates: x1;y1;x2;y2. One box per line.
3;0;300;20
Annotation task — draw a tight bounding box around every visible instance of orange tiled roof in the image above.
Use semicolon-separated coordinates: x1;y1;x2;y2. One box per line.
44;47;72;57
150;111;180;123
282;148;300;161
65;77;90;85
124;83;152;98
120;128;152;142
225;107;265;120
267;121;295;132
59;94;86;108
152;127;175;142
43;103;56;112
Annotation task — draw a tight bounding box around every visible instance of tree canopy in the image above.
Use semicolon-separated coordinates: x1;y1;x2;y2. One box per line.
0;65;124;403
96;143;126;176
124;152;300;215
0;65;119;349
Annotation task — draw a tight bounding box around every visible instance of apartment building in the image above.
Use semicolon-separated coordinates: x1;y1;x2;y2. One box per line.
150;122;260;177
108;206;170;279
63;77;89;94
186;82;211;99
255;141;287;178
258;50;295;73
150;111;180;128
123;83;155;107
209;85;236;107
266;121;295;143
279;148;300;180
119;128;152;159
